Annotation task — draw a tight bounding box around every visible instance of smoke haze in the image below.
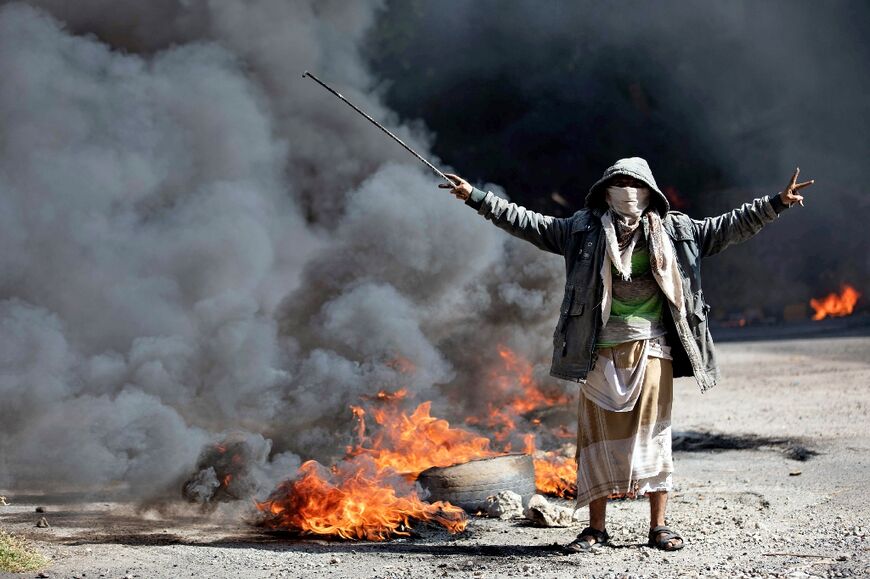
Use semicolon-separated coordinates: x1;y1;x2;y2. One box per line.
1;0;866;499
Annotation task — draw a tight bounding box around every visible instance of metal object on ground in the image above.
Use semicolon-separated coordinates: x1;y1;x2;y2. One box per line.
302;71;455;186
416;454;536;513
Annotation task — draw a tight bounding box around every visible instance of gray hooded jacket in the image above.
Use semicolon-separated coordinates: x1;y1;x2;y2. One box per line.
465;157;790;391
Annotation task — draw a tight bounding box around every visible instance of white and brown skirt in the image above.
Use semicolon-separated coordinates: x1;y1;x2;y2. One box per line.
574;338;674;508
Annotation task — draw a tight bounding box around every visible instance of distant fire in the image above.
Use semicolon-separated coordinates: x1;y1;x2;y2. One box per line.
810;284;861;320
257;346;577;540
663;185;689;210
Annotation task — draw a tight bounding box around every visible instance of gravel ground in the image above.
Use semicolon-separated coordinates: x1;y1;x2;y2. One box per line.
2;335;869;579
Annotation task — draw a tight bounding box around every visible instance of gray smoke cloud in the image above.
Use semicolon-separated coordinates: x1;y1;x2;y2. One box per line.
13;0;851;503
0;0;563;499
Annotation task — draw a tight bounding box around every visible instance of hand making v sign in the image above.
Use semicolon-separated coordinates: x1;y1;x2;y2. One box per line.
779;167;815;207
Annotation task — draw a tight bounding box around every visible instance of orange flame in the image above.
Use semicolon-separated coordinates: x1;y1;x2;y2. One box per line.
258;392;503;539
361;388;409;402
258;460;466;540
471;346;573;447
810;284;861;320
259;346;579;540
496;346;571;414
350;400;500;475
524;434;577;499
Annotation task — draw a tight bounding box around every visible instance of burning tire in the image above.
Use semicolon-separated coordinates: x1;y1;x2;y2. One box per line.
416;453;536;513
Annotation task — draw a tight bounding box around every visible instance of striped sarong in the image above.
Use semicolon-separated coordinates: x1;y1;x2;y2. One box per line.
575;339;674;508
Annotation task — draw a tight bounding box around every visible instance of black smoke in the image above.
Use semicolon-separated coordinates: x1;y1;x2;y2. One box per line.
366;0;870;317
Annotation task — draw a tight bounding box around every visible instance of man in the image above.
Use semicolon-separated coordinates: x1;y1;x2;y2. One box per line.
439;157;813;552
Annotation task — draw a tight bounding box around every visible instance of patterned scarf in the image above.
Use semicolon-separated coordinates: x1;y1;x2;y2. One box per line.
600;209;685;324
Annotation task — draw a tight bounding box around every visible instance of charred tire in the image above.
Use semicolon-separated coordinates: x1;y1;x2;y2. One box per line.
416;454;536;512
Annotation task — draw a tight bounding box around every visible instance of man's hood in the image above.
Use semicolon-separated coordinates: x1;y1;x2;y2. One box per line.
585;157;670;215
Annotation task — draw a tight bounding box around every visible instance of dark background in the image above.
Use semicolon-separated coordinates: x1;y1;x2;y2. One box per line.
365;0;870;321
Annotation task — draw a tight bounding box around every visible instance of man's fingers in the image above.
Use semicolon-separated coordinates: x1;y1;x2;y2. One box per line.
790;167;800;186
439;173;461;189
794;179;815;191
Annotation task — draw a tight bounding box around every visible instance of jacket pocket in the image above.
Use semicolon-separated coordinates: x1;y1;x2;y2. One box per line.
666;222;694;242
553;285;586;347
569;295;585;316
554;286;573;338
558;286;585;317
560;285;574;314
689;289;708;327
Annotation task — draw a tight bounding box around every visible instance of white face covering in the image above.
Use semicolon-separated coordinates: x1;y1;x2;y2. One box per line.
606;185;651;223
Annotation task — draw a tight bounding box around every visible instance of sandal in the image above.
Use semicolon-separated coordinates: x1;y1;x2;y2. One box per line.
563;526;610;553
647;525;685;551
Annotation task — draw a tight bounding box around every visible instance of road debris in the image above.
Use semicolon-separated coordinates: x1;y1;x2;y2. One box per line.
482;491;524;519
524;494;579;527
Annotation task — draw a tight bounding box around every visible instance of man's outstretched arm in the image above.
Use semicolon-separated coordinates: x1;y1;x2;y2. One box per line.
693;167;815;258
440;173;570;255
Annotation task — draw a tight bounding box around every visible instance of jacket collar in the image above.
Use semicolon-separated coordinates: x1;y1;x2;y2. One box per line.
570;208;599;234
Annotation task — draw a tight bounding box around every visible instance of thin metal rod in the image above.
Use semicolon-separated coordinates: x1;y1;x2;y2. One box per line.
303;71;454;185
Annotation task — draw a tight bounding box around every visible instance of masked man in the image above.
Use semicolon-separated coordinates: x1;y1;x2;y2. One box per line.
440;157;813;552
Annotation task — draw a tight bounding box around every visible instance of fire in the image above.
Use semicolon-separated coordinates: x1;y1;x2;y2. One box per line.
258;393;501;539
468;346;573;445
258;346;578;540
367;388;409;401
524;434;577;499
496;346;572;414
810;284;861;320
663;185;689;210
350;400;499;474
259;459;466;541
482;347;578;496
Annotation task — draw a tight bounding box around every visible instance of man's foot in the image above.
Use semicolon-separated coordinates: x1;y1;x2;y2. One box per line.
563;526;610;553
647;525;684;551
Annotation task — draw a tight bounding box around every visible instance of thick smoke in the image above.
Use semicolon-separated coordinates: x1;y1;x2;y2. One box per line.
0;0;563;498
368;0;870;316
5;0;861;502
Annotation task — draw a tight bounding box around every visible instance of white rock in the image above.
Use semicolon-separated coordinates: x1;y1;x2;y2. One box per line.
523;494;579;527
482;490;524;519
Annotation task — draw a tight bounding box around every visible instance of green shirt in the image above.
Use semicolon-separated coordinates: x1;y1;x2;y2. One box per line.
596;238;666;348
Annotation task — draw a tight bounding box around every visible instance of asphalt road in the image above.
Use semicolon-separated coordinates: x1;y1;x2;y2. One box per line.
2;335;869;579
